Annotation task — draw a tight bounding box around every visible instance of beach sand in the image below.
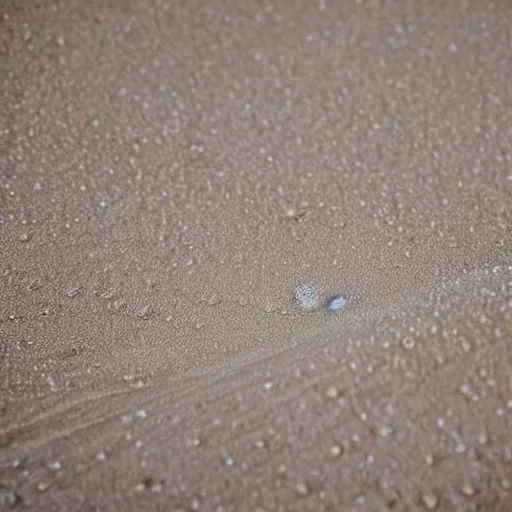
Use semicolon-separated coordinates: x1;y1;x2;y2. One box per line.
1;1;511;510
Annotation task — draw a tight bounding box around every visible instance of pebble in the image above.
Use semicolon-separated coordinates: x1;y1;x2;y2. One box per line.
460;484;475;496
378;425;393;437
327;295;346;312
330;445;342;456
49;461;61;471
325;386;339;398
95;451;106;461
455;442;466;453
422;492;438;509
37;481;51;492
151;483;162;493
295;482;309;496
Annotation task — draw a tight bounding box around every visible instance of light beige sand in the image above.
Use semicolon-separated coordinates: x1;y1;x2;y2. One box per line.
1;1;512;510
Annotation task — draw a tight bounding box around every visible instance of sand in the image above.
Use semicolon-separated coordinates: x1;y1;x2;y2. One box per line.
1;1;511;510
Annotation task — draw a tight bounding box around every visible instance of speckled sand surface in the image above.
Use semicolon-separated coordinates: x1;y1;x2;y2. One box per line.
1;2;512;511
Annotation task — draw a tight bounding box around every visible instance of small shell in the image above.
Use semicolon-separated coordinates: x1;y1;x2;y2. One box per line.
295;284;319;309
327;295;346;312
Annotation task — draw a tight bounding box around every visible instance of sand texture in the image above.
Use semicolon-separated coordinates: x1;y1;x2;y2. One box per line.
1;1;512;510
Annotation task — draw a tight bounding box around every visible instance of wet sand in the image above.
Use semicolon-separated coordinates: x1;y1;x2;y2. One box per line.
1;1;512;510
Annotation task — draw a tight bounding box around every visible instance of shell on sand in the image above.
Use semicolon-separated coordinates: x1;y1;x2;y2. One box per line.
295;284;319;309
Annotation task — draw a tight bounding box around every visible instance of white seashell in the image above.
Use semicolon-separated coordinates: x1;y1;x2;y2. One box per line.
295;284;319;309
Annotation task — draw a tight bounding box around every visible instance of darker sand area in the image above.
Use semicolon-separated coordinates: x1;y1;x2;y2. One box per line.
1;1;512;511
